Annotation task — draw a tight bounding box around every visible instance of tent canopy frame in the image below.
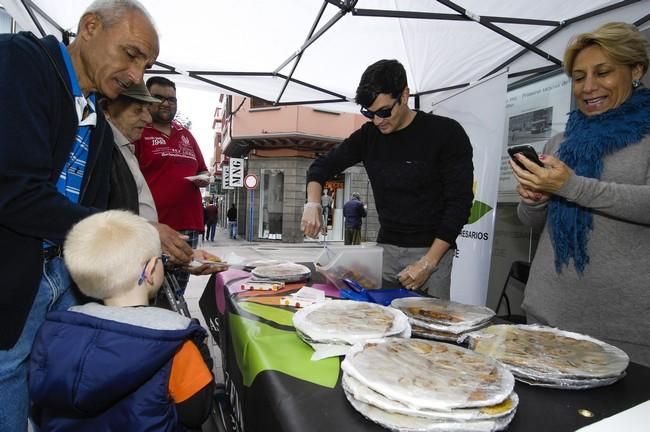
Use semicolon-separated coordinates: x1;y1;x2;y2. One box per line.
15;0;649;108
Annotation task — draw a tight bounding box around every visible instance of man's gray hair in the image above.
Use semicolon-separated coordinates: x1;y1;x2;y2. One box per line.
81;0;155;30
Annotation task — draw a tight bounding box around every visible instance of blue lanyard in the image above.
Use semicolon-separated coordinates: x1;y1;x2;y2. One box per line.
58;42;82;98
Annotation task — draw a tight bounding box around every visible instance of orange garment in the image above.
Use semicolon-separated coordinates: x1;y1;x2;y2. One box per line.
168;340;213;403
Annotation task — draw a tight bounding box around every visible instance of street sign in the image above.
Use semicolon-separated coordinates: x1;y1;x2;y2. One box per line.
222;166;234;189
244;174;259;190
229;158;244;187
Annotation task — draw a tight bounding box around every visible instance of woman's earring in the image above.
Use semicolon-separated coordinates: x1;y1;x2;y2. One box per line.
632;79;641;88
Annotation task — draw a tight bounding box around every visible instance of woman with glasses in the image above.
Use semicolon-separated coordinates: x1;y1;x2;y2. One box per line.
301;59;474;299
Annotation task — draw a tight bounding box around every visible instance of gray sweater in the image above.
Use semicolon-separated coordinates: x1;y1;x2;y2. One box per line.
518;133;650;367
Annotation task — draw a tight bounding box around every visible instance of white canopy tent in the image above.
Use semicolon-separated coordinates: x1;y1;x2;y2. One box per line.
3;0;649;112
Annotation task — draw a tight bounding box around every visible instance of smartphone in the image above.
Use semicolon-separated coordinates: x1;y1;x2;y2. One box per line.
507;144;543;170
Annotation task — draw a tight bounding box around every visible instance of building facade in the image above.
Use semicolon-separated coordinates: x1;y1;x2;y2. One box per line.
214;95;378;243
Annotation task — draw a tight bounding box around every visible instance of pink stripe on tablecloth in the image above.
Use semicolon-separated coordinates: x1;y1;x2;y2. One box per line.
312;283;340;298
215;269;250;314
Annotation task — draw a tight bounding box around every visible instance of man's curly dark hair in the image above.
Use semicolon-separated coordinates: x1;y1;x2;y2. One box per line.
355;59;407;108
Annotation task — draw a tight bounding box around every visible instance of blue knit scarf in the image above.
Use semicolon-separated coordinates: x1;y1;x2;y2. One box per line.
548;88;650;274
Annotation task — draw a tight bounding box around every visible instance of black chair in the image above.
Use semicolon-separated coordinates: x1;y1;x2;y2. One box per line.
495;261;530;324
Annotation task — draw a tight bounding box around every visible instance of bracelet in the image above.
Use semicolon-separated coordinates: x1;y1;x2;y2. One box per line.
304;202;322;209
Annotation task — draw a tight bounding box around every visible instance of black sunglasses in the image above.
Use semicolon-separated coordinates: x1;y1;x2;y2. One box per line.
360;98;399;120
151;94;177;104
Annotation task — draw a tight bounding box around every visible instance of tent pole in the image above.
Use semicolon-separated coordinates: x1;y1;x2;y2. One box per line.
563;0;641;25
481;0;642;80
352;9;559;27
20;0;45;36
274;1;329;105
273;1;357;75
635;14;650;26
435;0;562;65
481;26;566;80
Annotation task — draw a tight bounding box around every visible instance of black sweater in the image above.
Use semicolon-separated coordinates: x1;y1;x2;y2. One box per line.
307;111;474;247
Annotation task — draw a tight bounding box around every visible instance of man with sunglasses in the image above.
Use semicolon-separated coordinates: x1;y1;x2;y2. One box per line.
135;76;210;295
302;59;474;299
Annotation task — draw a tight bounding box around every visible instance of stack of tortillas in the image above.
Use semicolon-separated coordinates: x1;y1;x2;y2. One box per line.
251;262;311;282
293;300;410;348
391;297;494;343
341;338;517;431
467;324;629;389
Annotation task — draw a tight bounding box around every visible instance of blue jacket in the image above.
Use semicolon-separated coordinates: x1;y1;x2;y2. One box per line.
0;33;113;348
29;305;207;431
343;198;367;229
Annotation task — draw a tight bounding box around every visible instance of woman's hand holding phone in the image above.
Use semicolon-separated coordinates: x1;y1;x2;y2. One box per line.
507;144;544;171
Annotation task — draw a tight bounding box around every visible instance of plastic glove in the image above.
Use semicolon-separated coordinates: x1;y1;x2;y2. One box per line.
300;203;322;238
397;257;438;290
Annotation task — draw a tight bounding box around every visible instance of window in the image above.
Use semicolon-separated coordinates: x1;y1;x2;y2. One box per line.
259;170;284;239
250;97;275;109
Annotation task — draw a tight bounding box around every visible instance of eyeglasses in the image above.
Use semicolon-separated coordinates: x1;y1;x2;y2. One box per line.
151;94;177;104
137;254;169;285
360;98;399;120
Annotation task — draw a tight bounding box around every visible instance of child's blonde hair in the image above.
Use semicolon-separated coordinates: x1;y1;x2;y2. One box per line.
64;210;161;299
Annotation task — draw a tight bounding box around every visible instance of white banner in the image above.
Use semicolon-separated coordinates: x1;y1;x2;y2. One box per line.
422;71;507;306
499;72;572;202
229;158;244;187
222;166;234;190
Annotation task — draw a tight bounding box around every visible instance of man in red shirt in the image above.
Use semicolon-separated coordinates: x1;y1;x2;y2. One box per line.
135;76;210;294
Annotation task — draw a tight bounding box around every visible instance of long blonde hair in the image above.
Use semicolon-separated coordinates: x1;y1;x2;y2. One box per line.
563;22;648;77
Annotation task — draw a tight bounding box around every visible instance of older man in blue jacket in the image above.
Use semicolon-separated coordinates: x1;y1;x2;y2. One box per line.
343;192;367;245
0;1;159;429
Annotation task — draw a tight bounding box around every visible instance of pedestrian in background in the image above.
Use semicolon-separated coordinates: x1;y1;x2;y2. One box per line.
343;192;367;245
320;189;333;233
205;201;218;242
227;204;238;240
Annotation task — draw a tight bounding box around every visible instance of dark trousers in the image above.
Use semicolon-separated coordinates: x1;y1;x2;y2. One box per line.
206;223;217;241
344;228;362;245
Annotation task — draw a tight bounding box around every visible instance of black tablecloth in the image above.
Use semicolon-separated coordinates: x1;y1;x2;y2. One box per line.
199;271;650;432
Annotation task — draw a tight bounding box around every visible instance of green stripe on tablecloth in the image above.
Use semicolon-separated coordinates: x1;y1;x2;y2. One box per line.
229;314;339;388
238;301;295;326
